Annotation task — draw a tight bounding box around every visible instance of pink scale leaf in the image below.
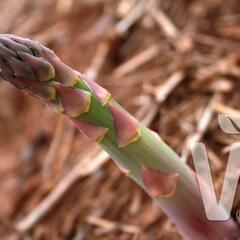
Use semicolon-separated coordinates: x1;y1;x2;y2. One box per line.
18;52;55;82
20;77;56;100
4;55;36;80
70;117;108;142
78;73;111;105
142;168;179;198
43;47;78;86
53;83;91;117
109;102;141;147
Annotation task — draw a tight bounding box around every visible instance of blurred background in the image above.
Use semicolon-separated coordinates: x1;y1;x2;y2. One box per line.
0;0;240;239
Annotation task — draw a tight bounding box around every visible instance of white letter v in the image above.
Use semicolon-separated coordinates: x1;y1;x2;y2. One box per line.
191;142;240;221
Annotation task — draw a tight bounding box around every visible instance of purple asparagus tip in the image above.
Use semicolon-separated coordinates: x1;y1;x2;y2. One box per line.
0;35;56;97
0;35;53;82
0;34;79;102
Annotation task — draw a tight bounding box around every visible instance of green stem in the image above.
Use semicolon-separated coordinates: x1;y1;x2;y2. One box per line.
0;34;238;240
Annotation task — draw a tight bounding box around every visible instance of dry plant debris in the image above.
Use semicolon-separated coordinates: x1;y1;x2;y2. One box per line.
0;0;239;239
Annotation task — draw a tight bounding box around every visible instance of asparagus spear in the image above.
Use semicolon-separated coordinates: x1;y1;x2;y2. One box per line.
0;34;238;240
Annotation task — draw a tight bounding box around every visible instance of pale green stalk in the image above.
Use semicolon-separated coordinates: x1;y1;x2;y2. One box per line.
0;34;238;240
